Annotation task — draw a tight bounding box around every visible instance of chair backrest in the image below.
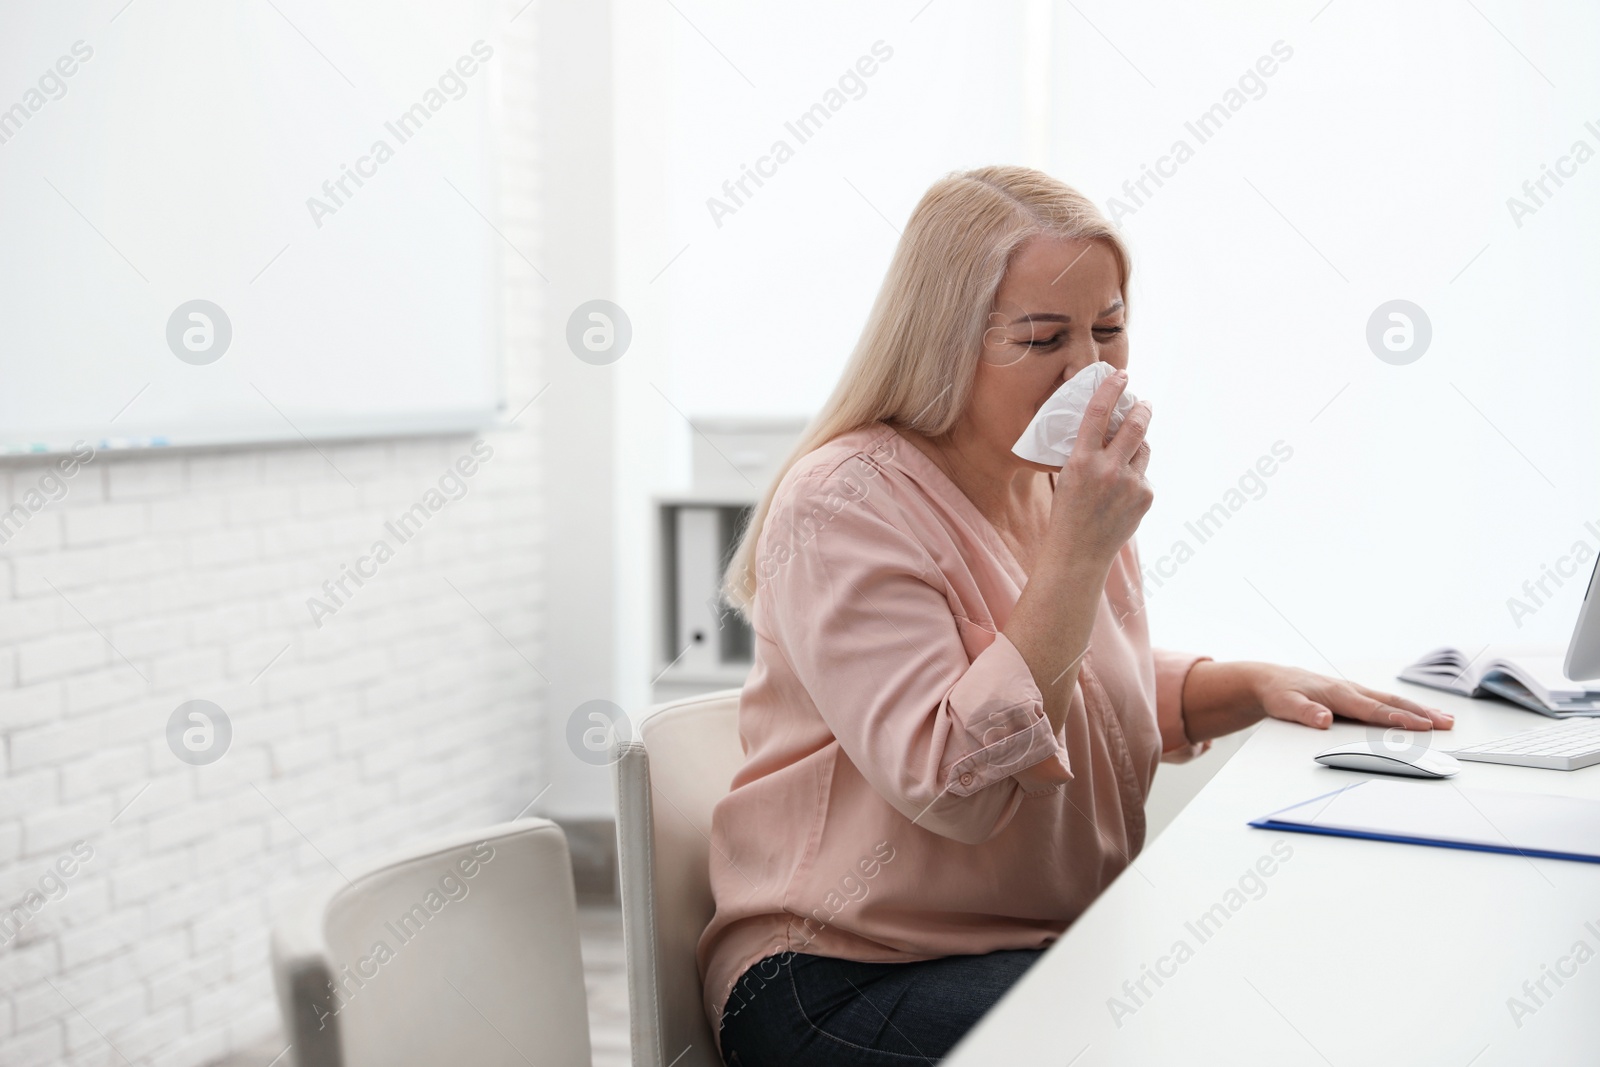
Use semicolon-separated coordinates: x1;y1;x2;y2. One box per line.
271;819;591;1067
614;689;745;1067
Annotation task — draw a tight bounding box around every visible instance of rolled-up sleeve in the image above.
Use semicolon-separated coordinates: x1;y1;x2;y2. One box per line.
943;629;1073;798
1153;648;1213;763
760;471;1072;845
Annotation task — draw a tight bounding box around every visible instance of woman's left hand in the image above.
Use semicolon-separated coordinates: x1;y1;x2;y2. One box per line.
1251;664;1454;732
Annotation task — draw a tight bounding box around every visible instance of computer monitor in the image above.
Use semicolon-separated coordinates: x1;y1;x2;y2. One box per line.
1566;554;1600;681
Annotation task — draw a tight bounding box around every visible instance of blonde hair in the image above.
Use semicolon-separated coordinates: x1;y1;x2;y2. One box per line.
721;165;1130;616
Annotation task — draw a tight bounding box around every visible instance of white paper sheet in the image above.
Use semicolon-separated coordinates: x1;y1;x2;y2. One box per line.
1257;780;1600;860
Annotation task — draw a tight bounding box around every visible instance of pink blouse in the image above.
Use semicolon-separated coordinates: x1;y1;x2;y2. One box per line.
696;422;1212;1048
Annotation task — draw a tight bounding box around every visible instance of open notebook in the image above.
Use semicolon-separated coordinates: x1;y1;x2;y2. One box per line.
1399;646;1600;717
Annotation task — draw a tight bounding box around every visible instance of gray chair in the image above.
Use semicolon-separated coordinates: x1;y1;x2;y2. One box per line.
270;818;591;1067
613;689;745;1067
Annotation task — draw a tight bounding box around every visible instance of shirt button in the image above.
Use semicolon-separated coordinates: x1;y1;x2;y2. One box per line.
959;772;974;787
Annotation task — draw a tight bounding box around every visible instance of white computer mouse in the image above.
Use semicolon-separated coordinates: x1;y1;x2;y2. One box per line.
1313;740;1461;778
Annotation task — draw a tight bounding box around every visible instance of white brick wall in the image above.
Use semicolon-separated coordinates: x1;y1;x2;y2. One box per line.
0;11;546;1066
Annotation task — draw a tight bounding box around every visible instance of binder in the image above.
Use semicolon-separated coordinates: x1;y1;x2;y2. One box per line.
1249;779;1600;865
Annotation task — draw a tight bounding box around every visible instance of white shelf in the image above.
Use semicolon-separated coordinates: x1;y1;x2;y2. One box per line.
652;665;751;687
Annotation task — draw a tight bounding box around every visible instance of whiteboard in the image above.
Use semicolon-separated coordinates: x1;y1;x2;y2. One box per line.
0;0;505;455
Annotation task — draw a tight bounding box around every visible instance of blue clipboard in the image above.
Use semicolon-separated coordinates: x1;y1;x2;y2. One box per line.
1249;780;1600;866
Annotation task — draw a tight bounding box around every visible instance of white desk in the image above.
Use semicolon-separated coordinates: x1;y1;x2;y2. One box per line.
945;662;1600;1066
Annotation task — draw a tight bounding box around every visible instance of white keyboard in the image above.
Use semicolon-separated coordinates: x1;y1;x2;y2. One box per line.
1450;719;1600;771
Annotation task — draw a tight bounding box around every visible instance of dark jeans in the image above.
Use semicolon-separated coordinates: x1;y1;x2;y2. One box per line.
718;948;1045;1066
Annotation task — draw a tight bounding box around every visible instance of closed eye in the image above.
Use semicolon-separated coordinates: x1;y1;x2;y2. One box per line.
1020;325;1123;348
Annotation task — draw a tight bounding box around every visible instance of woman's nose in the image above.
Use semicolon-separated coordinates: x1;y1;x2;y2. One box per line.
1062;351;1101;384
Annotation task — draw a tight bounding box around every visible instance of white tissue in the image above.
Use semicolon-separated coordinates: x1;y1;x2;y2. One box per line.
1011;361;1139;467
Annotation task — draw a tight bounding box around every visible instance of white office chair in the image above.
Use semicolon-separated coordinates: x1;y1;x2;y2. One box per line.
270;818;592;1067
614;689;745;1067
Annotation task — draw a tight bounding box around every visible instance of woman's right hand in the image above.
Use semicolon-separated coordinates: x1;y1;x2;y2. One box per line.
1045;369;1153;567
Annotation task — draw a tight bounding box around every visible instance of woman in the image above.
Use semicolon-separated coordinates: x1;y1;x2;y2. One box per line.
698;165;1451;1066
